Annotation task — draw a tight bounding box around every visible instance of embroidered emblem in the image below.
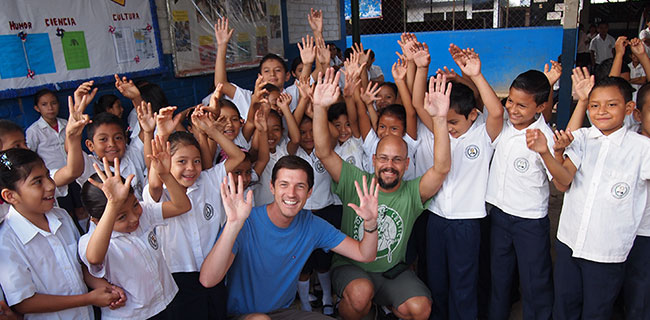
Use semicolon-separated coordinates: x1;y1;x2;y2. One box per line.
611;182;630;199
514;157;529;173
204;203;214;220
465;145;480;159
315;160;326;173
346;156;356;166
148;230;159;250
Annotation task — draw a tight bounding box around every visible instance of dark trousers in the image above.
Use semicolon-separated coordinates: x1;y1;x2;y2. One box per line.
426;212;480;320
488;206;553;320
624;236;650;320
553;240;625;320
165;272;227;320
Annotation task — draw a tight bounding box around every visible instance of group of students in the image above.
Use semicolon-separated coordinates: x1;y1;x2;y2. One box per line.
0;8;649;320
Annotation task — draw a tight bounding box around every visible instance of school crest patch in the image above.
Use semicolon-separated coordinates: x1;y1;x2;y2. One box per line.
611;182;630;199
514;157;529;173
465;145;480;159
204;203;214;220
315;160;326;173
353;204;403;263
148;230;159;250
346;156;356;166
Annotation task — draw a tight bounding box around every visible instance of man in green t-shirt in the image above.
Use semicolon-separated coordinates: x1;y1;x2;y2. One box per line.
312;68;452;320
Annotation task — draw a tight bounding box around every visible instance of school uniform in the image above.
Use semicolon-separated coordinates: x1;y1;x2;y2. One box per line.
554;126;650;320
254;139;289;206
589;34;615;65
624;182;650;320
486;116;554;320
423;120;494;320
202;83;299;116
333;136;365;206
77;138;146;200
0;207;93;320
78;202;178;320
362;130;419;180
26;117;68;170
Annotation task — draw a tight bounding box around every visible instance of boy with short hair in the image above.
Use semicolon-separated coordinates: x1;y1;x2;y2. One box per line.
527;77;650;319
590;21;616;66
485;69;555;319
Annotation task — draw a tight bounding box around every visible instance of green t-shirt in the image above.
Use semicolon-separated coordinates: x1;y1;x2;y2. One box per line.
331;161;430;272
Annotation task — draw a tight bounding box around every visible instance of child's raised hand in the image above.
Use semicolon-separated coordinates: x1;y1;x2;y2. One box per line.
316;37;331;65
206;83;224;115
398;33;418;61
298;35;316;64
215;114;228;133
220;173;253;226
347;175;379;223
156;106;179;138
148;135;172;176
343;77;361;98
214;17;234;46
451;45;480;77
108;285;127;310
297;76;314;101
276;92;293;111
136;101;156;134
114;74;140;100
251;74;269;103
424;74;452;117
360;82;381;106
391;56;408;81
344;51;365;81
89;157;134;205
630;38;646;57
525;129;549;154
571;67;594;102
544;60;562;86
313;68;341;109
308;8;323;34
254;108;268;132
74;80;98;106
614;36;628;56
88;286;121;308
352;43;369;66
436;66;458;81
552;129;574;153
66;95;91;137
411;43;431;68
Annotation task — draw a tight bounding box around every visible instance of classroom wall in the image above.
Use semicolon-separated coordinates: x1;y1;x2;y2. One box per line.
348;26;564;96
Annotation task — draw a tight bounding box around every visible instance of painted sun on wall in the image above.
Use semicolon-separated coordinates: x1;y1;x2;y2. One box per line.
344;0;382;20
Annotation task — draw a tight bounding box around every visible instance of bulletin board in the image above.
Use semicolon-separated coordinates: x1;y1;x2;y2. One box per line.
0;0;164;99
166;0;284;77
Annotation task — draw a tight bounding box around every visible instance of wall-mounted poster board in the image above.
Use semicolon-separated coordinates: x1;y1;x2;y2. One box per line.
166;0;284;77
0;0;163;99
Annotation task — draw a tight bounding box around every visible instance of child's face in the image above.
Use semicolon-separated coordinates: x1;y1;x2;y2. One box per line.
267;115;283;150
220;106;243;141
447;108;478;138
260;59;290;89
266;91;281;111
170;144;202;188
377;114;405;139
230;159;253;190
333;114;352;144
0;131;27;151
630;53;640;64
588;86;634;136
292;63;304;79
597;24;608;36
34;93;59;122
299;120;314;152
111;194;143;233
4;162;56;216
107;100;124;118
635;106;650;138
86;123;127;164
505;87;545;130
376;87;396;110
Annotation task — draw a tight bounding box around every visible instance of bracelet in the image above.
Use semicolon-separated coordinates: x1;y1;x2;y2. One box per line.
364;223;378;233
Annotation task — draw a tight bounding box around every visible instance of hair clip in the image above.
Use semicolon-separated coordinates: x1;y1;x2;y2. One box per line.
0;153;13;171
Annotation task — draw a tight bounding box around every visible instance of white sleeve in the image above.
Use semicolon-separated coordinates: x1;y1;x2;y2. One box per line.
76;153;97;187
140;201;165;228
204;161;228;187
229;85;253;121
78;233;106;278
125;138;146;174
25;125;38;152
49;168;68;198
0;240;38;306
564;129;585;170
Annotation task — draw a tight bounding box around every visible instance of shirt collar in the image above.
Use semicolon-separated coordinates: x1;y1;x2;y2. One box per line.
507;114;546;134
586;125;627;146
36;117;64;130
7;206;63;244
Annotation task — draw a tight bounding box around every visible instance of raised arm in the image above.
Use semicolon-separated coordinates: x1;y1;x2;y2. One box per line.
630;38;650;83
193;107;245;173
566;67;595;131
358;82;380;136
200;174;252;288
313;68;344;183
243;75;267;141
342;60;362;138
252;108;270;175
214;17;237;99
54;95;90;186
298;35;316;81
114;74;143;110
147;135;192;218
526;128;577;191
411;43;432;131
450;44;503;141
542;60;562;122
392;56;417;139
398;33;419;93
278;94;301;155
331;176;378;262
419;74;452;202
609;36;629;79
136;101;156;169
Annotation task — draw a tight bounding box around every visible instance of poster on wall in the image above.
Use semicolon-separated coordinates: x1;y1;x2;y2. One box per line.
345;0;382;20
0;0;163;99
166;0;284;77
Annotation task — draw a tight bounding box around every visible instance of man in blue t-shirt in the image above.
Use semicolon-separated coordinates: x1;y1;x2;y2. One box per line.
199;155;380;318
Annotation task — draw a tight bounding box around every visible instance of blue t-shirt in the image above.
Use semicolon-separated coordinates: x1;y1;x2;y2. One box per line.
227;205;346;315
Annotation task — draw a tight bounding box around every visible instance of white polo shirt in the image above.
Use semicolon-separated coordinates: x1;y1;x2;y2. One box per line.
202;83;299;117
296;147;334;210
0;207;92;320
78;202;178;320
77;138;146;200
26;117;68;170
143;162;227;273
333;136;365;205
362;130;419;180
557;126;650;263
486;116;554;219
637;181;650;237
589;34;615;64
430;120;495;219
254;139;289;206
629;62;646;102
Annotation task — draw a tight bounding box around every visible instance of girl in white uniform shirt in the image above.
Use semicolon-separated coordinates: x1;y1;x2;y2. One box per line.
0;149;125;320
79;139;192;320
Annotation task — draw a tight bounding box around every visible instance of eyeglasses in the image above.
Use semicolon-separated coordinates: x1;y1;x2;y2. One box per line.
375;154;405;165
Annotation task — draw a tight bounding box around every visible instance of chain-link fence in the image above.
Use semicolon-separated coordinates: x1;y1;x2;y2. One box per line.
345;0;566;35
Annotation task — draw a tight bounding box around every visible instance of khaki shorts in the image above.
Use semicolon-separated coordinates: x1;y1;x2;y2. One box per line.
332;263;432;308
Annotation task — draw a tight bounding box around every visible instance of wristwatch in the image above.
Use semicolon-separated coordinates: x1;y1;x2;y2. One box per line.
364;223;378;233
